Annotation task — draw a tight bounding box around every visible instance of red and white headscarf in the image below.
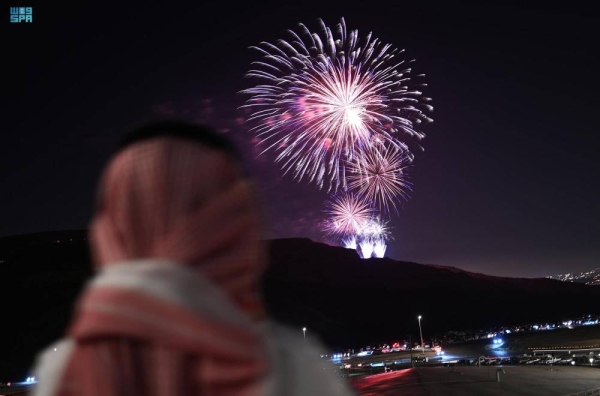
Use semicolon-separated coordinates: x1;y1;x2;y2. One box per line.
52;137;269;396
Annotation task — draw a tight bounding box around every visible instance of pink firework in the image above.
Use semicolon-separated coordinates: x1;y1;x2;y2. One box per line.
242;17;433;191
348;145;412;213
324;194;374;236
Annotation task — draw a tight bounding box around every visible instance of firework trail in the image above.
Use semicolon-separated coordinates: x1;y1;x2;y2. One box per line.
342;236;357;250
373;239;387;258
359;239;375;259
348;144;412;214
242;17;433;192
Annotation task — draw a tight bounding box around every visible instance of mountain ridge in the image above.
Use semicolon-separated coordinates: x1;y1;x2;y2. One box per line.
1;231;599;381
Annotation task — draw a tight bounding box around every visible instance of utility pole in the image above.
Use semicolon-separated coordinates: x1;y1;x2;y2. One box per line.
418;316;425;354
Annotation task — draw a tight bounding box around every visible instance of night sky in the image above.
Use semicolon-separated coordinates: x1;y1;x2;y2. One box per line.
3;0;598;278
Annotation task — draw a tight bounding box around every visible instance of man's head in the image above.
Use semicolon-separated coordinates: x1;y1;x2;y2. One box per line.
90;120;266;317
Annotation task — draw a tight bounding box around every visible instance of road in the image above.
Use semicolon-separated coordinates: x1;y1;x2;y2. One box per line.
0;383;35;395
352;366;600;395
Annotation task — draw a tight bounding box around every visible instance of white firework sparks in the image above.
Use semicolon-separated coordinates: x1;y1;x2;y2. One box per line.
356;216;391;241
242;17;433;191
342;235;358;250
359;239;374;259
373;239;387;258
348;144;412;213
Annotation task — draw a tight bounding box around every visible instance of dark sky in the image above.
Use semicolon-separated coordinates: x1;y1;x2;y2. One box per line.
2;0;598;278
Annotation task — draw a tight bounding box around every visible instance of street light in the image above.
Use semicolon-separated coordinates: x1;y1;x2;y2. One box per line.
303;327;306;340
418;316;425;354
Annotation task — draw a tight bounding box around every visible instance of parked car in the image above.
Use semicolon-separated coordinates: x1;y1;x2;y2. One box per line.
545;357;561;364
558;358;573;365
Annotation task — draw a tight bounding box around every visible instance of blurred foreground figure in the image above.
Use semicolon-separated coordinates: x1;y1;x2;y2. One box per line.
32;121;355;396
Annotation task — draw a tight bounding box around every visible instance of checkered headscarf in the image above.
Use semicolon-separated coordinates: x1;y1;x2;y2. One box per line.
53;135;269;396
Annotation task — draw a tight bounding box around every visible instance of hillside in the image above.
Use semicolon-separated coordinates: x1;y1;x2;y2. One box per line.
264;238;600;348
1;231;599;381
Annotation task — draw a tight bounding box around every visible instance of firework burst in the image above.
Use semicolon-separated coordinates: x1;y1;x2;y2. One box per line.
242;17;433;191
348;144;412;213
244;18;433;259
356;216;391;241
324;193;374;236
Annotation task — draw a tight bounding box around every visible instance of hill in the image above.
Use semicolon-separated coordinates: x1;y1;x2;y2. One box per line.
264;238;600;348
1;231;599;381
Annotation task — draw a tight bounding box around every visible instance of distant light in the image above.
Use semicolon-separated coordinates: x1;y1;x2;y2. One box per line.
572;361;576;365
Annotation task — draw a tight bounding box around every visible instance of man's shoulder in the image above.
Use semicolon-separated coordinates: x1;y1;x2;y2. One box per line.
266;322;328;356
31;338;75;396
264;322;357;395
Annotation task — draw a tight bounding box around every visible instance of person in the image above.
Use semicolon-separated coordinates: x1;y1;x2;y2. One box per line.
31;121;356;396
